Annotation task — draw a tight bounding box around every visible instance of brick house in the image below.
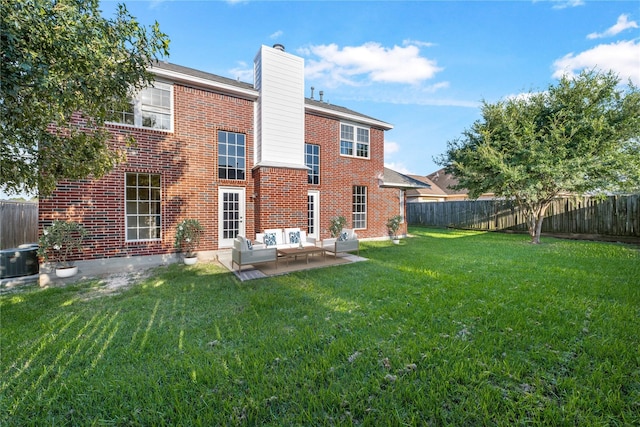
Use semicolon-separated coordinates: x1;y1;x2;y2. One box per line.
38;44;408;275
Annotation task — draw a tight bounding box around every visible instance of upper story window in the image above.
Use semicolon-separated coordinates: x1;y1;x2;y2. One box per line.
218;130;246;180
109;82;173;131
340;123;370;159
305;143;320;185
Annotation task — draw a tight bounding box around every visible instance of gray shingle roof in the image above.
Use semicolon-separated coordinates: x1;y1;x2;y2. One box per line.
382;168;431;189
305;97;386;125
152;61;255;91
152;61;391;128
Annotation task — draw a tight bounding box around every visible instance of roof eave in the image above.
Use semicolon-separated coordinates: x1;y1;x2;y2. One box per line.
380;182;431;190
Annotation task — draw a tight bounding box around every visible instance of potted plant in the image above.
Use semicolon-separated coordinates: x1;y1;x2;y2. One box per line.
37;220;88;277
174;219;204;264
328;215;347;238
386;215;403;244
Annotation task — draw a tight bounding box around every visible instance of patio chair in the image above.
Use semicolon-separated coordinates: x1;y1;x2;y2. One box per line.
231;236;277;272
321;228;359;257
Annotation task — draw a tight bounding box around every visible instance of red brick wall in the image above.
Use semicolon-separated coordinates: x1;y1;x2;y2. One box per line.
252;167;308;232
304;113;405;240
39;83;402;263
39;84;255;261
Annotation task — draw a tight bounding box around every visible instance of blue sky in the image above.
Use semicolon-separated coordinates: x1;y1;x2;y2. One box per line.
2;0;639;199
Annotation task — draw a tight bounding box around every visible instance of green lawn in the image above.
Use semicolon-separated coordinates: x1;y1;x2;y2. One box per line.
2;227;639;426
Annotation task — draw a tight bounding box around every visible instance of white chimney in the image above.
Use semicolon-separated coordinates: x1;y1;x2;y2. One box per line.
254;45;306;169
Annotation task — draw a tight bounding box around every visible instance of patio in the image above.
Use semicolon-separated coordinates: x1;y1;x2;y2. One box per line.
217;249;367;281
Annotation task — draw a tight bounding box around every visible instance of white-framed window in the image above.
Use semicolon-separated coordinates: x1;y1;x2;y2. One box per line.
352;185;367;229
110;82;173;131
218;130;246;180
305;143;320;185
125;173;161;241
340;123;369;159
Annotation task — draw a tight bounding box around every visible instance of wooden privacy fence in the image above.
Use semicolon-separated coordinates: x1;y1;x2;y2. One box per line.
0;201;38;249
407;195;640;237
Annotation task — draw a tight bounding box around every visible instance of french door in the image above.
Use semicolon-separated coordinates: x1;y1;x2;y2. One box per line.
218;187;245;248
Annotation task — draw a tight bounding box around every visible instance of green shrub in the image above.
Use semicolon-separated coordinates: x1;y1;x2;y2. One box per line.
37;220;88;267
174;219;204;257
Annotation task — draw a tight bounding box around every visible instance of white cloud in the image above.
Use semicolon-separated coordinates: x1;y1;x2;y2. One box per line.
270;30;283;40
552;40;640;84
385;141;400;156
504;91;543;103
384;162;413;175
229;61;253;83
550;0;585;10
302;42;442;87
402;39;436;48
587;14;639;39
423;81;450;93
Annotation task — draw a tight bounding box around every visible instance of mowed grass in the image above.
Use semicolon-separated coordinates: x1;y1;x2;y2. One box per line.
1;227;639;426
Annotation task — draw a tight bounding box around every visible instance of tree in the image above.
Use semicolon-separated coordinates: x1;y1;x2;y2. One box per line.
1;0;170;197
437;70;640;244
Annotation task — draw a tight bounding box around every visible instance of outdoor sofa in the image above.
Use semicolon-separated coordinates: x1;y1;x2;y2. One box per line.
255;228;316;249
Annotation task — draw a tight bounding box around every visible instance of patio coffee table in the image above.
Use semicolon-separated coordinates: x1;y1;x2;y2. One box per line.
277;246;326;266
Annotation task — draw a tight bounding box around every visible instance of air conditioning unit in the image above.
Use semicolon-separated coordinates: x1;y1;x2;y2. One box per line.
0;244;39;279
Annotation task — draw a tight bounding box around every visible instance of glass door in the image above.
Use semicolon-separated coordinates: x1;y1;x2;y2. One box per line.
307;190;320;241
218;187;245;248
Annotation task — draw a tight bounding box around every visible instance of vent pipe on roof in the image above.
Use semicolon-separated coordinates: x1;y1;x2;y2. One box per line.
319;90;324;102
273;43;285;52
310;86;315;100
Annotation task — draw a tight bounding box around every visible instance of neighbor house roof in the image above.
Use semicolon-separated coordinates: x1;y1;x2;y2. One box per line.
406;168;496;200
425;168;468;195
406;174;448;197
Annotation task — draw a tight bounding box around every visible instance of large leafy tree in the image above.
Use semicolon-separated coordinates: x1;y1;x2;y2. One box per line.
1;0;170;196
437;70;640;244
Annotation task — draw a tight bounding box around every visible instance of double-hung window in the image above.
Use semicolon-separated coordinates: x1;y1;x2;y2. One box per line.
110;82;173;131
305;143;320;185
218;130;246;180
126;173;161;241
352;186;367;229
340;123;370;159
